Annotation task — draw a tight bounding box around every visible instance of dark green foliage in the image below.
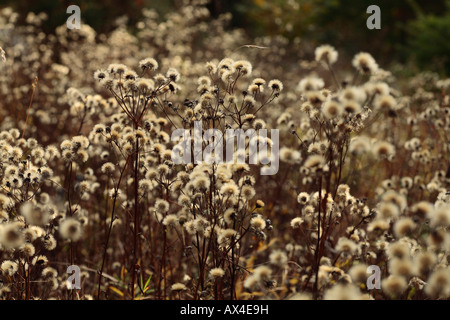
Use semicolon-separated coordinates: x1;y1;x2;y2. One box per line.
227;0;450;74
406;8;450;75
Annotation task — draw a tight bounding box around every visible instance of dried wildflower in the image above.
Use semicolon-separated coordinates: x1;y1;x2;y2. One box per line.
290;217;304;228
306;91;326;107
348;263;369;284
138;179;153;193
218;57;234;70
217;228;237;248
255;200;265;208
297;192;309;205
206;61;217;74
193;176;210;191
268;79;283;92
252;119;266;130
304;154;325;170
109;63;128;75
210;267;225;278
243;95;256;107
340;86;367;103
59;218;83;242
23;228;37;242
171;282;186;292
389;258;413;277
178;194;191;208
269;250;288;267
155;199;169;213
428;205;450;228
94;69;108;81
335;237;357;255
197;76;211;87
387;241;410;260
324;283;362;300
381;190;407;212
378;202;400;220
42;267;58;279
241;185;256;200
393;218;416;238
382;275;407;297
243;274;259;291
32;255;48;266
20;203;50;226
101;162;115;174
253;265;272;281
424;267;450;298
162;214;178;228
252;77;266;87
279;147;301;163
1;260;19;276
220;70;233;83
352;52;378;74
183;220;196;235
374;94;397;111
413;251;436;278
139;58;158;71
336;184;350;197
250;216;266;231
315;45;338;65
41;233;57;251
137;78;155;92
341;100;362;114
21;243;35;257
233;60;252;76
220;182;239;197
0;222;24;249
303;204;315;216
298;77;325;93
166;68;180;82
372;140;395;159
222;209;234;224
157;164;170;176
322;100;342;119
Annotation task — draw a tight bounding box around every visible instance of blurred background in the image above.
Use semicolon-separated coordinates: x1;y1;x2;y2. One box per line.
0;0;449;75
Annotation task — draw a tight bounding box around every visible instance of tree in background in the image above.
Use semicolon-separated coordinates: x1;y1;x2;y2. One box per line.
1;0;449;74
406;0;450;75
0;0;174;33
228;0;449;74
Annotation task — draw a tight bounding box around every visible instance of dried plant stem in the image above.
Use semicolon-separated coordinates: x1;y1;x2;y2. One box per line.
131;126;140;300
97;155;131;299
313;174;323;299
76;106;87;135
326;62;340;90
65;161;76;300
157;228;167;299
25;259;31;300
21;76;38;139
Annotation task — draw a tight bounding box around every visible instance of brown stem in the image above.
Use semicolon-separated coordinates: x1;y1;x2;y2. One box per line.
131;124;140;300
97;155;132;299
25;258;31;300
21;76;38;139
158;228;167;299
313;174;323;299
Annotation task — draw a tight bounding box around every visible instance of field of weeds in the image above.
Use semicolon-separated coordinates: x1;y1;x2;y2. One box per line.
0;0;449;301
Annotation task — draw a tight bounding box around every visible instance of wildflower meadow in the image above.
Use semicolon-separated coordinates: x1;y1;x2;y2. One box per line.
0;0;449;302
